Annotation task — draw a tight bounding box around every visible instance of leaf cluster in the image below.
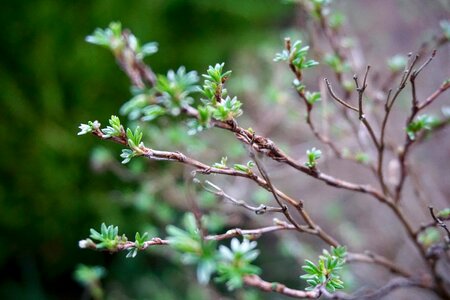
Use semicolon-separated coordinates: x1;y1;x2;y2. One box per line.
233;161;255;174
126;232;149;258
305;147;322;169
406;114;439;141
77;120;100;136
89;223;121;250
300;246;346;293
86;22;158;59
418;228;441;247
216;238;261;291
166;213;217;284
274;40;319;71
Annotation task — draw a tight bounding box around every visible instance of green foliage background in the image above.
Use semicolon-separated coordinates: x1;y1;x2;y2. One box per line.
0;1;289;298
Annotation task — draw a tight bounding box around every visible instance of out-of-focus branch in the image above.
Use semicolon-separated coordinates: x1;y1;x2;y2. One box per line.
428;206;450;242
243;274;321;299
347;252;412;278
394;51;448;204
195;179;285;215
205;220;300;241
90;126;304;210
249;149;304;231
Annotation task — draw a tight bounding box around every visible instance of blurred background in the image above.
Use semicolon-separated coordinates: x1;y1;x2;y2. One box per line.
0;0;449;299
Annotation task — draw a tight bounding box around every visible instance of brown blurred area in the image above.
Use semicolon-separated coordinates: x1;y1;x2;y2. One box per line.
220;1;449;298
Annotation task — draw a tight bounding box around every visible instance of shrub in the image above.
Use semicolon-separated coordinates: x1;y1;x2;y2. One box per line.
77;1;450;299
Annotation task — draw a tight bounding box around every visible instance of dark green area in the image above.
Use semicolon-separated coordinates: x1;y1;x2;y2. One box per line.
0;1;291;298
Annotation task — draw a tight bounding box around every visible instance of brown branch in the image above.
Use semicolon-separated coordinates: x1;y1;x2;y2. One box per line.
243;274;321;299
407;50;437;126
297;88;376;171
346;251;411;278
91;126;304;210
395;51;445;204
429;206;450;242
205;220;302;241
377;89;392;195
418;80;450;111
324;78;359;112
208;120;388;203
116;30;157;88
352;66;380;150
252;145;340;247
79;237;169;252
249;149;304;231
416;215;450;236
322;277;431;300
195;179;285;215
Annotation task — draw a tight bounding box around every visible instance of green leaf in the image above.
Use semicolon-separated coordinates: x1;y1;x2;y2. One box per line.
406;114;439;140
305;91;321;105
77;121;100;135
418;227;440;247
324;53;349;73
137;42;158;59
213;156;228;169
126;126;144;150
300;246;346;292
74;264;106;286
387;54;407;72
216;238;261;291
126;248;138;258
440;20;450;39
120;149;136;164
85;22;124;53
329;12;345;29
273;49;289;62
438;208;450;218
233;161;254;173
141;105;166;122
305;147;321;168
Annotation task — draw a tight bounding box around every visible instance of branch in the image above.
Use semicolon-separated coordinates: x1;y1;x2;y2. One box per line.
79;237;169;251
324;78;359;112
352;66;380;150
243;274;321;299
117;30;157;88
205;220;301;241
90;127;303;211
346;251;412;278
416;214;450;236
249;149;304;231
208;120;388;203
395;52;446;204
322;277;429;300
296;88;376;171
429;206;450;242
195;179;285;215
418;80;450;111
80;221;303;251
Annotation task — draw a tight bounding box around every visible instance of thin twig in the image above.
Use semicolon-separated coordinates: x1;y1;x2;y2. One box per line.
249;149;304;231
429;206;450;242
205;220;304;241
196;179;285;215
324;78;359;112
347;251;411;278
243;274;321;299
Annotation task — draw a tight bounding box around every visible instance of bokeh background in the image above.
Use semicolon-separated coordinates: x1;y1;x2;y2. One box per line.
0;0;449;299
